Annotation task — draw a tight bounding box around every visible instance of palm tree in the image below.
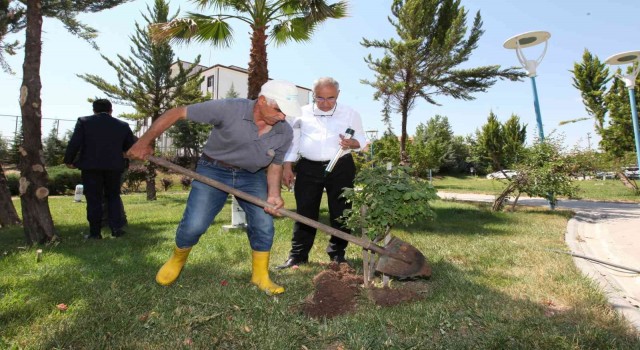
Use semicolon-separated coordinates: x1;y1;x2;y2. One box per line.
150;0;348;99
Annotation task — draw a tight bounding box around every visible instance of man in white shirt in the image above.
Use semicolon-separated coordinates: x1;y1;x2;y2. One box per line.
277;77;367;269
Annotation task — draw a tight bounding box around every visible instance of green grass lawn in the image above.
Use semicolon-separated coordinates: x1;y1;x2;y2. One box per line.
432;175;640;202
1;192;639;349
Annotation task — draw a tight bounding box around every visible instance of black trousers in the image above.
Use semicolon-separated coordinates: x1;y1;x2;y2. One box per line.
289;154;356;260
81;169;125;235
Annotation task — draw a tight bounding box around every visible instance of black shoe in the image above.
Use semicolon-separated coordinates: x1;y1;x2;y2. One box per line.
276;257;308;270
112;229;126;238
85;234;102;240
331;255;352;267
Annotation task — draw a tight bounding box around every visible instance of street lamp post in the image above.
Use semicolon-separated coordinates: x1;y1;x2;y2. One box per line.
504;31;552;141
366;130;378;165
605;51;640;170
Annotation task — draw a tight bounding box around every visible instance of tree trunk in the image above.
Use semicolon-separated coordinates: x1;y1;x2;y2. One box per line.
18;0;56;244
247;25;269;99
0;162;21;227
145;161;157;201
400;107;409;165
145;132;157;201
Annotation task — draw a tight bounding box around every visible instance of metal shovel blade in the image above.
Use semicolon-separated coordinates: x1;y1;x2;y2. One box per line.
376;237;432;279
146;156;431;279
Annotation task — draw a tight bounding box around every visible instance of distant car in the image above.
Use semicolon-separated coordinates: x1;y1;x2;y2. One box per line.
486;170;517;179
595;171;616;179
622;166;639;179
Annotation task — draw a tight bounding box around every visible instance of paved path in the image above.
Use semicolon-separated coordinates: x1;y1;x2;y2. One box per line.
438;191;640;330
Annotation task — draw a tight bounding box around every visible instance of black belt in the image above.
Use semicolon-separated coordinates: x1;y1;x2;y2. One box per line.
300;157;331;166
301;153;352;166
201;154;241;170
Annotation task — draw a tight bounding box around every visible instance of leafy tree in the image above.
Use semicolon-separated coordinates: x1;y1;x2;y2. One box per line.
14;0;131;244
150;0;348;99
569;49;610;134
42;128;68;166
408;115;455;176
361;0;524;164
0;0;25;74
444;135;471;174
78;0;203;201
340;165;437;285
493;136;578;211
371;129;400;165
517;138;579;208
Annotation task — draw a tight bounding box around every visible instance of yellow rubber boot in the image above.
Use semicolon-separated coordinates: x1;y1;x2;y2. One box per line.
156;246;192;286
251;251;285;295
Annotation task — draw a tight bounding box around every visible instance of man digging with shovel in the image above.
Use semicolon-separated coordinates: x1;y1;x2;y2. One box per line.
126;80;302;295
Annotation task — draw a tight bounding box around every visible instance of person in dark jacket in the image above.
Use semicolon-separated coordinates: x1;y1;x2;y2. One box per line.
64;99;135;239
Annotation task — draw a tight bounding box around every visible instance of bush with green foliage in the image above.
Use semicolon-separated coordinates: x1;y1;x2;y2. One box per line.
126;165;147;192
160;177;173;191
180;176;192;190
341;165;438;240
6;165;81;196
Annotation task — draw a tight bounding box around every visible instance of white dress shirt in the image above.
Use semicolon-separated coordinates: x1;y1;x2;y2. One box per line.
284;103;367;162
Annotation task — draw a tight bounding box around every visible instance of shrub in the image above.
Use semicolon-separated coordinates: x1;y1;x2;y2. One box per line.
180;176;192;190
161;178;173;191
6;173;18;196
126;165;147;192
6;166;82;196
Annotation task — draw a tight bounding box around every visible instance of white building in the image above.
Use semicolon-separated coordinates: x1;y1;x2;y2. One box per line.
142;61;312;154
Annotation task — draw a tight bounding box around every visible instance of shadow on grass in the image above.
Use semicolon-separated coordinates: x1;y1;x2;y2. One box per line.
3;197;639;348
12;256;637;349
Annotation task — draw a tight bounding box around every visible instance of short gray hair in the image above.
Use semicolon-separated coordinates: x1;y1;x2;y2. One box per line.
313;77;339;91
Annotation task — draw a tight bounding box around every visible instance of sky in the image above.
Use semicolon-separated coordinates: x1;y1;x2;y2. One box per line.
1;0;639;151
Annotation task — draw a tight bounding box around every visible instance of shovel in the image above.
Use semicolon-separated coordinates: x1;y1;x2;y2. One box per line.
147;156;431;279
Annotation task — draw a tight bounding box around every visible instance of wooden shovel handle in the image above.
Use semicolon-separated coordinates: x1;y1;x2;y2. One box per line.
147;156;405;260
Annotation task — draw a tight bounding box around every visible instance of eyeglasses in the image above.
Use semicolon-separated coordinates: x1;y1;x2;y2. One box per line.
313;102;337;117
313;96;337;103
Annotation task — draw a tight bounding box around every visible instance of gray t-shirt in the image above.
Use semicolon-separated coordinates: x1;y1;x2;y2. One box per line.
187;98;293;173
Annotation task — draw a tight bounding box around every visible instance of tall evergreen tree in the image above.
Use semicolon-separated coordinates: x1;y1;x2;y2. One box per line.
225;83;240;98
0;132;8;162
569;49;611;134
601;66;640;159
361;0;524;164
166;78;211;164
475;112;504;171
502;114;527;167
0;161;21;227
42;127;68;166
78;0;204;201
150;0;348;99
14;0;130;244
8;126;22;165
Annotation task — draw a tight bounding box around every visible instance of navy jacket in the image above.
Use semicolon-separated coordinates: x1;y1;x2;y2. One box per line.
64;113;135;171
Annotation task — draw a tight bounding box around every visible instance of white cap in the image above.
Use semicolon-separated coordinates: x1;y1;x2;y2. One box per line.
260;80;302;117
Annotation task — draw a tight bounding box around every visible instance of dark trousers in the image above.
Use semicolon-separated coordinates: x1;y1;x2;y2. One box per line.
81;169;125;235
289;154;356;260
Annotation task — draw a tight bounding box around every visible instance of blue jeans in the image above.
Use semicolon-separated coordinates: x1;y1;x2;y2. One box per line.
175;158;274;251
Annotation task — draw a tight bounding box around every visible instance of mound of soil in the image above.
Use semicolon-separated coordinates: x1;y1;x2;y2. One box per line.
301;262;429;319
